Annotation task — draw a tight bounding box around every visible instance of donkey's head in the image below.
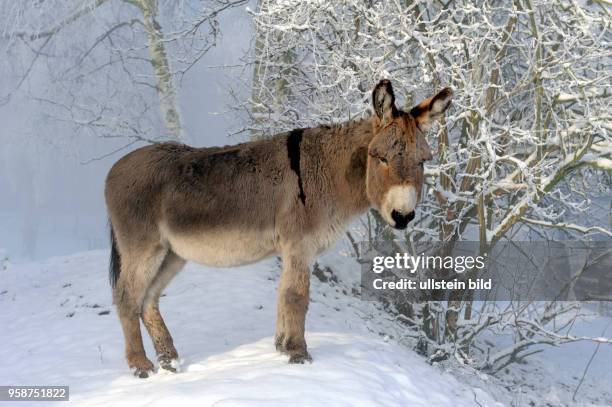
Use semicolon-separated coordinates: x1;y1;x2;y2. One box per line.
366;80;453;229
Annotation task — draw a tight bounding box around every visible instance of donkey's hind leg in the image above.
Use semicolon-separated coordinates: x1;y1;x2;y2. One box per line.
114;244;168;378
141;251;186;372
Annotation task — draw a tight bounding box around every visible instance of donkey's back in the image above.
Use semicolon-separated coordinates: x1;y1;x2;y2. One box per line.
106;138;294;269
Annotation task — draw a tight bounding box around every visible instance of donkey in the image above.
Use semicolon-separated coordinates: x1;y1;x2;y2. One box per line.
105;80;452;377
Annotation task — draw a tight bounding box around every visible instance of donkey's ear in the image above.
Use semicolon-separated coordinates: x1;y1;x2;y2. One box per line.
372;79;397;126
410;87;453;131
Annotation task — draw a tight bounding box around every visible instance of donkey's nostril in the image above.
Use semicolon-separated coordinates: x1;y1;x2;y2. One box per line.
406;211;415;222
391;210;414;230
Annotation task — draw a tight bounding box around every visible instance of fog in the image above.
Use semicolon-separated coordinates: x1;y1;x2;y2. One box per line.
0;7;253;261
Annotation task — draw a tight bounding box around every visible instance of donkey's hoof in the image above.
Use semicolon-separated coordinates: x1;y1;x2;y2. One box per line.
158;357;180;373
288;352;312;364
275;334;308;354
133;367;153;378
129;356;154;378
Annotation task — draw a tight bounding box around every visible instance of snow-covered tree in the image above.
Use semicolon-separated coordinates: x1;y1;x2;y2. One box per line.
1;0;246;145
243;0;611;369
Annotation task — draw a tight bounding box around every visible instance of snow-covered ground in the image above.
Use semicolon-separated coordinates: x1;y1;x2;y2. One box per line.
1;250;504;407
1;249;610;406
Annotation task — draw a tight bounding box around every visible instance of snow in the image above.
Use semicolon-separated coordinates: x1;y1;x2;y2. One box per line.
0;250;502;407
593;158;612;170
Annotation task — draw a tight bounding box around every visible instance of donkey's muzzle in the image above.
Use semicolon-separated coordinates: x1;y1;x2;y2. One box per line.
391;210;415;229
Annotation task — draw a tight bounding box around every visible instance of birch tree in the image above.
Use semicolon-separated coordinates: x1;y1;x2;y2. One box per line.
1;0;246;145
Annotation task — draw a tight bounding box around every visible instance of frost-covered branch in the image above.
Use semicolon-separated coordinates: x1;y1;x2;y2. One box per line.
242;0;611;244
243;0;612;374
520;217;612;237
1;0;245;145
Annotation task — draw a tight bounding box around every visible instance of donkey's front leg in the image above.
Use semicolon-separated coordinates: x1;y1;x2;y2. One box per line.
275;251;312;364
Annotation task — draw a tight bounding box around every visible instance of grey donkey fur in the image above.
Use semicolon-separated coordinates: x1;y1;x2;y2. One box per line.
105;80;453;377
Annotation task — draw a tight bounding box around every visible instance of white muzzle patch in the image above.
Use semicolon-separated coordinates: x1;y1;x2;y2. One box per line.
381;185;417;227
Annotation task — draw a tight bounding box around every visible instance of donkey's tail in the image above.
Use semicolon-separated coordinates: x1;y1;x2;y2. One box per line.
109;222;121;289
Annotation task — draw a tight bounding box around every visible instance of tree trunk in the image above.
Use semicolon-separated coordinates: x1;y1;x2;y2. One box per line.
249;18;266;140
135;0;184;141
250;0;295;140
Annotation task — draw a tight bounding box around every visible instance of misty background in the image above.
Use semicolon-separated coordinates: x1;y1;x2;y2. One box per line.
0;4;252;260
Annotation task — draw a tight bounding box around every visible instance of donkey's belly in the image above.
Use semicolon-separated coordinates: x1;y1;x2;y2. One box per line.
165;228;277;268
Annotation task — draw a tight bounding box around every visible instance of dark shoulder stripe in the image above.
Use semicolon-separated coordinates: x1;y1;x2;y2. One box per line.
287;129;306;205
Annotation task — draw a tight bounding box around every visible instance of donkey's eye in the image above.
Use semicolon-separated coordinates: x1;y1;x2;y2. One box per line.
378;156;388;165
